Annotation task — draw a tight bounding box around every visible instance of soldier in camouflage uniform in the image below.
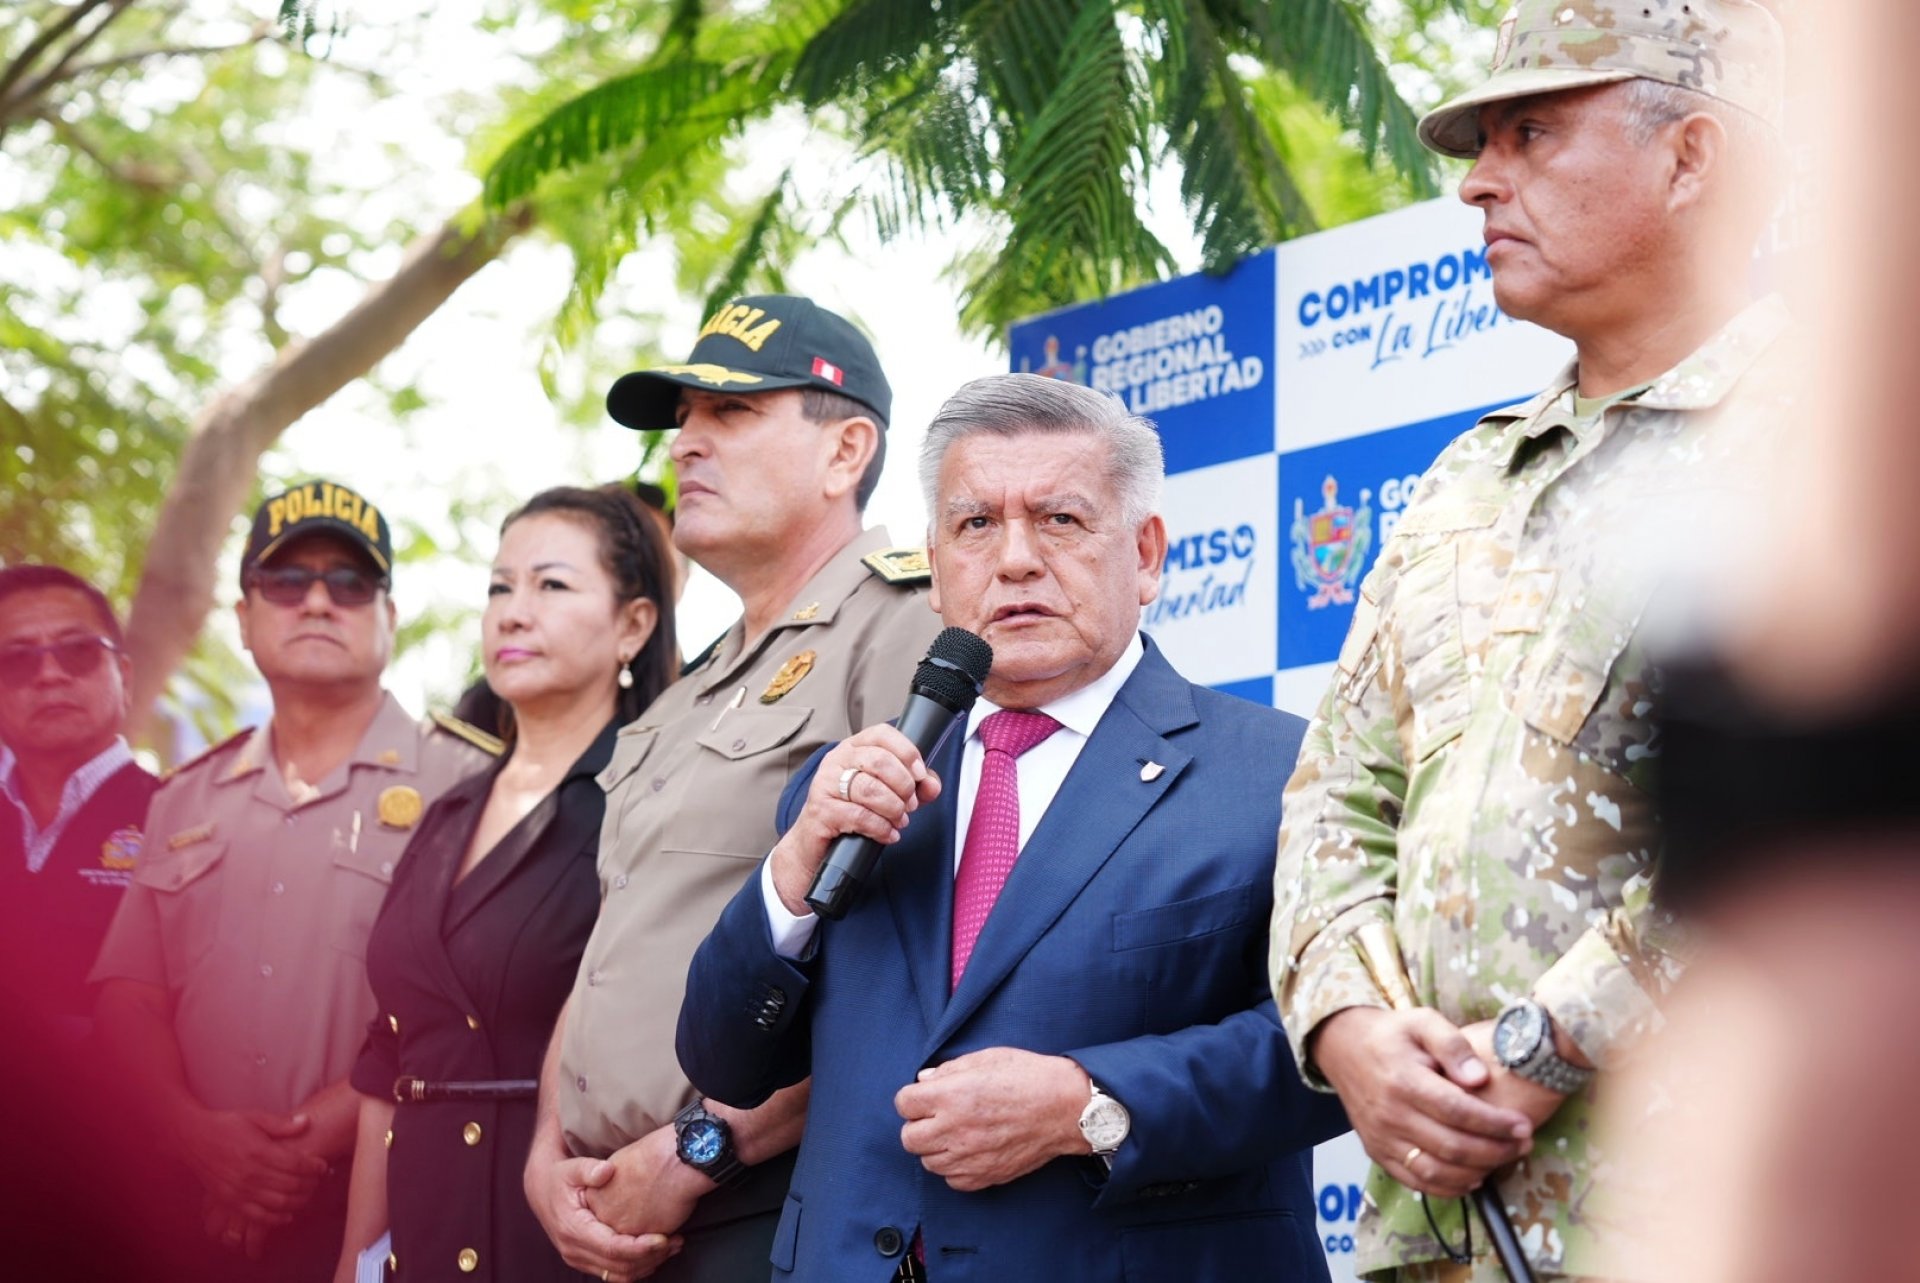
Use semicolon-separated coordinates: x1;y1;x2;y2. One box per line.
1270;3;1790;1279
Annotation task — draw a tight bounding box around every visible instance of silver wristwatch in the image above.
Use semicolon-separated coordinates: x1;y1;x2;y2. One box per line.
1492;998;1594;1095
1078;1083;1131;1168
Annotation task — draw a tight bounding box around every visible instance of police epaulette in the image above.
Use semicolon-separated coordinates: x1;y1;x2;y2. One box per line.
430;711;505;757
861;547;931;585
679;632;725;678
161;727;252;782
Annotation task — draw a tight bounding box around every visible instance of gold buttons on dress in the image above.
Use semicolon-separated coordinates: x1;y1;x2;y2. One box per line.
462;1122;483;1146
388;1013;400;1034
384;1128;394;1149
466;1013;480;1030
457;1248;479;1273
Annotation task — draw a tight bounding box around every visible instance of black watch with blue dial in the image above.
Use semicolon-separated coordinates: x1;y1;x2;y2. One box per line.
672;1099;746;1187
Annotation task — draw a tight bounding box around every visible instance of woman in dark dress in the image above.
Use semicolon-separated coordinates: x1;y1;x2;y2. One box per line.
333;485;677;1283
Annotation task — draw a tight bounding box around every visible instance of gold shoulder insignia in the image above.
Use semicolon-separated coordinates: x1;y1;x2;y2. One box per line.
429;711;505;757
679;632;725;678
161;728;253;783
861;547;931;585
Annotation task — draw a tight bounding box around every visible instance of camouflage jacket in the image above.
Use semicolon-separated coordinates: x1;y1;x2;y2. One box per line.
1271;296;1792;1279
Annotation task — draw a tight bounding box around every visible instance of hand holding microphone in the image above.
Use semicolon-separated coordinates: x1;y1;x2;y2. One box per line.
768;628;992;921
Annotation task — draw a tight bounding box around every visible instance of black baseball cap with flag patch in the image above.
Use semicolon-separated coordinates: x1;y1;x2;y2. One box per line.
606;294;891;432
240;479;393;588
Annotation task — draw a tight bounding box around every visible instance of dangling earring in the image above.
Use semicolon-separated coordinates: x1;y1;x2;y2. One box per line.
617;662;634;690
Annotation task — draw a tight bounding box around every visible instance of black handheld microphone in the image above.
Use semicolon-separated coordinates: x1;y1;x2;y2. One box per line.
805;626;993;920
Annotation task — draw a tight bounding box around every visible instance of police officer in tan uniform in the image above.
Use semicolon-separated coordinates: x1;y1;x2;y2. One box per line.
92;481;497;1282
524;296;943;1283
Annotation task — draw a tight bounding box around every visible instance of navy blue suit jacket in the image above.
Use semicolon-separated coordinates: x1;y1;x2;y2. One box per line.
676;639;1348;1282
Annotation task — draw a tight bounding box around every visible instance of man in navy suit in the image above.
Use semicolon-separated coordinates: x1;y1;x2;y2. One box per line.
677;373;1348;1281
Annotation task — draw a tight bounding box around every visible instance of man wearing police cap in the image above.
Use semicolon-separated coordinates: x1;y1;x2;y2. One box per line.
523;296;941;1282
1272;2;1793;1280
93;480;497;1282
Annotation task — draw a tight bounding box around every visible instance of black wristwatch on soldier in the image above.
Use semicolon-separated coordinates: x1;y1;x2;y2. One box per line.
672;1099;747;1187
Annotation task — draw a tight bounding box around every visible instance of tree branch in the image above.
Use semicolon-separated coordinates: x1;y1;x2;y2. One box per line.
0;0;114;107
125;205;536;728
0;0;141;125
36;30;274;87
37;110;176;189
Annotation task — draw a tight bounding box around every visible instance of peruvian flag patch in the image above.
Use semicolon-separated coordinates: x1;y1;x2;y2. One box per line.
811;357;845;386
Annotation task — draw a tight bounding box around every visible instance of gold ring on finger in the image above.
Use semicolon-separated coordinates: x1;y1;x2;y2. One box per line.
837;765;864;802
1404;1144;1423;1174
602;1270;611;1283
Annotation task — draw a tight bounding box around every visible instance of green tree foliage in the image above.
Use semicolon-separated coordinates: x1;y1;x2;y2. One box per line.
1;3;345;736
0;1;813;748
2;0;1508;751
482;0;1463;336
1;6;310;585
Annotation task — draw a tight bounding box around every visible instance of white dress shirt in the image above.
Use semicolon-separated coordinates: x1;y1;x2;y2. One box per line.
760;634;1145;958
0;736;137;872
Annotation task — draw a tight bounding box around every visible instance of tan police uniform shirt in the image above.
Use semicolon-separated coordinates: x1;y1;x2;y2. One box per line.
560;527;943;1157
91;692;495;1114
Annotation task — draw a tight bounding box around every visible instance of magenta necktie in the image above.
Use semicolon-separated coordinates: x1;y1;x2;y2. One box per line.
950;709;1062;991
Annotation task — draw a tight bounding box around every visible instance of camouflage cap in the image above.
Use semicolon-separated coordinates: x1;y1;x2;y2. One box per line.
1418;0;1785;159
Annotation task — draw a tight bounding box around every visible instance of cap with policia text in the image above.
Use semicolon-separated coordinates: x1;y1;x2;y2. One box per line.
239;480;393;588
1418;0;1785;160
605;294;892;432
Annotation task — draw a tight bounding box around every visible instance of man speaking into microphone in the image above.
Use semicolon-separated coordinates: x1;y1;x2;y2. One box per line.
677;374;1348;1282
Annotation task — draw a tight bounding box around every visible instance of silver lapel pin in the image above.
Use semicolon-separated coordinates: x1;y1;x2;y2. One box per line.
1139;761;1165;782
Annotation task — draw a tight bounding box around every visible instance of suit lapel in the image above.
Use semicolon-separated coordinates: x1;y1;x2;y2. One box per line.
444;723;619;937
926;642;1199;1052
444;790;560;935
884;728;966;1036
410;778;488;1023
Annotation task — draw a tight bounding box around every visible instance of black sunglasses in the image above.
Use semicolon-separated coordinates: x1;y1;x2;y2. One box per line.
247;564;388;607
0;635;121;686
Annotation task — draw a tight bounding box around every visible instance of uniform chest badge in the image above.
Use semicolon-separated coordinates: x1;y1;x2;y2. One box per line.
377;785;424;829
167;822;215;851
759;650;816;704
100;827;143;870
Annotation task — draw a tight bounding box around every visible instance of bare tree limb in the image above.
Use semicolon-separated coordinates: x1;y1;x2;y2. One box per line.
29;29;274;88
0;0;114;107
37;110;175;188
0;0;137;124
125;205;536;728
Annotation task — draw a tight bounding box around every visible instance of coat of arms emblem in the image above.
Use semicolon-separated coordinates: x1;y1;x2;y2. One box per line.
1290;476;1373;610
